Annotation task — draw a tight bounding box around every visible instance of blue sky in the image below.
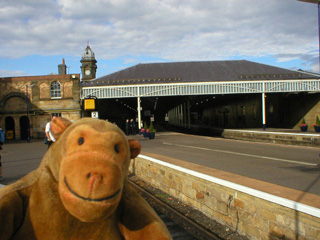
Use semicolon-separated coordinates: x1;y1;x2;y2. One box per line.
0;0;318;79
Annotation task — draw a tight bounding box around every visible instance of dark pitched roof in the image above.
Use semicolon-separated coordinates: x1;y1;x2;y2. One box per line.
82;60;317;87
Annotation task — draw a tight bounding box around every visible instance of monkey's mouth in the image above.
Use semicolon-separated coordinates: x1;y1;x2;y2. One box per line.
64;177;120;202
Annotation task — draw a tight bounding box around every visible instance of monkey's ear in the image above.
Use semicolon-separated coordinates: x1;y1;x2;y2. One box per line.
50;117;72;141
128;139;141;159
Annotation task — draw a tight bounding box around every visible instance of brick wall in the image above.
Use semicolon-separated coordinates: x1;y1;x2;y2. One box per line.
130;155;320;240
294;100;320;130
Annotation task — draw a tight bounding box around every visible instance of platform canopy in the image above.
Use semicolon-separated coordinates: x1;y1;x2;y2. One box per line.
81;60;320;99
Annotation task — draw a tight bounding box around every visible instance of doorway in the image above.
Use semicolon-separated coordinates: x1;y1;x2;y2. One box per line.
5;116;15;140
20;116;29;140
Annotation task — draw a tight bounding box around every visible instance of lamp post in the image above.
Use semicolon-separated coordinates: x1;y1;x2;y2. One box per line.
26;84;34;142
298;0;320;72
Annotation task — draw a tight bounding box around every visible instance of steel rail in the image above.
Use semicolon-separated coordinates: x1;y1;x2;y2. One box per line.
128;179;224;240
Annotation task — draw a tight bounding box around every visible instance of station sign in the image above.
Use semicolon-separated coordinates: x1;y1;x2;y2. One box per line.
91;111;99;119
84;98;95;110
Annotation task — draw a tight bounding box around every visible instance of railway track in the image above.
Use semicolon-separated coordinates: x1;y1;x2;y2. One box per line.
129;178;237;240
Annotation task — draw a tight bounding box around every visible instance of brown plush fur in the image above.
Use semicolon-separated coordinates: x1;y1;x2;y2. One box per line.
0;118;172;239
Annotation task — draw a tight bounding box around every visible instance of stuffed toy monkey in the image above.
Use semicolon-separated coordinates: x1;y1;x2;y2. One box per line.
0;117;172;239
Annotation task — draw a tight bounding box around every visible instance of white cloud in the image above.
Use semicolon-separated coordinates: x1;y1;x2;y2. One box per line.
0;69;30;78
0;0;318;70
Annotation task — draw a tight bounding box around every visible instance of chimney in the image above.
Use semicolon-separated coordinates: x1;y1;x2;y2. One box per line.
58;58;67;75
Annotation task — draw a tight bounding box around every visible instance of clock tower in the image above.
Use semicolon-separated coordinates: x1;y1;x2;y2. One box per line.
80;42;97;81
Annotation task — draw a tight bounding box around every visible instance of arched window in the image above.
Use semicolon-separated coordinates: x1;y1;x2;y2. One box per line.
50;81;61;98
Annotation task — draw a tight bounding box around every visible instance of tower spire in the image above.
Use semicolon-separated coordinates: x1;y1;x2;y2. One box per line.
80;43;97;81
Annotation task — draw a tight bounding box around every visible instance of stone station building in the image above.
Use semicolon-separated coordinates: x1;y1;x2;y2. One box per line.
0;64;81;140
0;43;98;141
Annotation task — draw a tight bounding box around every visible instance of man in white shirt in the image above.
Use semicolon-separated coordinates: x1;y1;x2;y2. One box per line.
45;116;56;148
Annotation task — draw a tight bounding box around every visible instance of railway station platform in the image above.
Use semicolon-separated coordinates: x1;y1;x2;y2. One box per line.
128;128;320;239
173;125;320;147
0;128;319;240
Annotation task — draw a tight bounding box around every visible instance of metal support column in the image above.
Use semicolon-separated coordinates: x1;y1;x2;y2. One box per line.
262;92;266;131
180;104;183;127
26;84;34;142
137;88;141;130
177;105;181;126
183;103;186;127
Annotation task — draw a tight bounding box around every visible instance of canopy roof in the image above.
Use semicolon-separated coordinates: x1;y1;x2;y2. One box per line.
81;60;320;99
82;60;317;87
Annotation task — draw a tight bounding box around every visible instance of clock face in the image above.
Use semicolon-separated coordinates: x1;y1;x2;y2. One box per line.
85;69;91;76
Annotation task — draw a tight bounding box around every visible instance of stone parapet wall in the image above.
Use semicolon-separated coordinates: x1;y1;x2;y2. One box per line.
130;155;320;240
222;130;320;147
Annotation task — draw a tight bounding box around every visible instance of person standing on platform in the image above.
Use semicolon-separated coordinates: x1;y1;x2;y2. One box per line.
125;119;130;135
130;119;136;135
139;120;144;135
45;116;56;149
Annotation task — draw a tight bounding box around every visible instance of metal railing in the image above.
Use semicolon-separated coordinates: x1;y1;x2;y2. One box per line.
81;79;320;99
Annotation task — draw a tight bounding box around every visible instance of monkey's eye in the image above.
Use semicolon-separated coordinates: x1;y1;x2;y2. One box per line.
114;144;120;153
78;137;85;145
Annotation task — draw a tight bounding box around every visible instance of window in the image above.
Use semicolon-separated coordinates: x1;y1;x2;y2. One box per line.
50;81;61;98
51;113;61;118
